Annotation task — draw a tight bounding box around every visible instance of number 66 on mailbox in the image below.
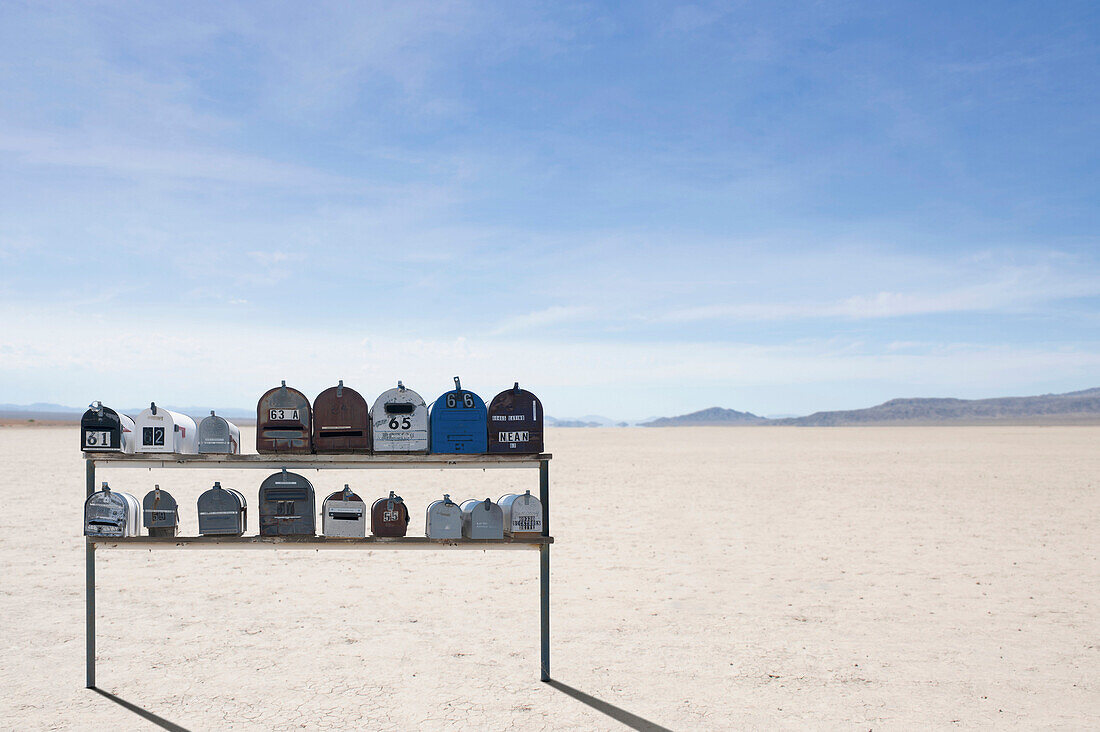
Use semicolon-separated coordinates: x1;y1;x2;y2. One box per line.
370;381;429;453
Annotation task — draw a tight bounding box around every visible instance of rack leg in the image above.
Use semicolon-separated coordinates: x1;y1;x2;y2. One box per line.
539;459;550;682
86;459;95;689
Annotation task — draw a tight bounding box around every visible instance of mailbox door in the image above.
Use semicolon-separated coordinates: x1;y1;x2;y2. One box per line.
135;407;195;454
81;406;134;453
487;387;544;454
500;493;543;537
371;497;410;537
322;490;367;537
371;387;429;453
312;385;371;453
460;500;504;540
259;472;316;536
429;389;488;454
143;489;179;537
85;491;128;537
197;414;241;454
256;384;313;454
198;488;246;536
425;500;462;539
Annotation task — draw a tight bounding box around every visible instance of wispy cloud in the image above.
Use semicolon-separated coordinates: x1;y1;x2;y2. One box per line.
490;306;594;335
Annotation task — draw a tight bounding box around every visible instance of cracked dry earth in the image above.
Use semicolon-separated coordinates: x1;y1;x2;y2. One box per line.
1;425;1098;729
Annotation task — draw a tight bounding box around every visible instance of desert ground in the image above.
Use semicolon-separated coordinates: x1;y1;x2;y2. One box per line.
0;425;1097;730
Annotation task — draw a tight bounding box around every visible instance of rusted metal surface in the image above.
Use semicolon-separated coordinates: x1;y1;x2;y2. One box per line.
142;485;179;537
370;381;429;453
487;383;544;454
371;490;410;537
312;380;371;453
258;469;316;536
256;380;312;454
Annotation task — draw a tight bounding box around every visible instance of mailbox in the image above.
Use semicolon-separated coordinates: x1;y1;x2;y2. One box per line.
371;490;410;537
84;482;140;537
322;484;367;538
197;481;247;536
197;411;241;454
312;380;370;453
80;401;136;453
142;485;179;537
370;381;428;453
498;490;544;537
256;381;312;454
258;469;316;536
425;494;462;539
429;377;488;454
460;498;503;540
135;403;198;454
487;383;544;454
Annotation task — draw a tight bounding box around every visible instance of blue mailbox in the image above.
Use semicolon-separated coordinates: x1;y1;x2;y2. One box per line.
429;377;488;454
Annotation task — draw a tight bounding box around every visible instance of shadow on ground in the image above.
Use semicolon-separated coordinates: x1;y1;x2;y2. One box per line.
545;679;673;731
90;687;191;732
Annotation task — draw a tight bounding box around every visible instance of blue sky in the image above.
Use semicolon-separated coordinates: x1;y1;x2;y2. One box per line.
1;1;1098;420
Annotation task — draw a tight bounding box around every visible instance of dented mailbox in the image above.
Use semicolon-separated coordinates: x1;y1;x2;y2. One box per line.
81;401;136;453
142;485;179;537
370;381;428;453
487;383;544;454
322;485;367;538
135;403;198;454
197;411;241;454
425;494;462;539
498;490;544;537
256;381;312;454
371;490;410;537
84;483;140;537
429;377;487;454
197;481;247;536
313;380;370;453
460;498;503;540
258;469;316;536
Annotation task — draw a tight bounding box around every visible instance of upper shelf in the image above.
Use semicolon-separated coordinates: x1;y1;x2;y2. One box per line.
83;452;552;470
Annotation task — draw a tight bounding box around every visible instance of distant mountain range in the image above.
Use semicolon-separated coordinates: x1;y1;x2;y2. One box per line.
4;388;1100;426
640;388;1100;426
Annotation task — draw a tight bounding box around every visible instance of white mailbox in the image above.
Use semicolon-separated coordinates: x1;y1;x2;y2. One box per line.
425;494;462;539
84;483;140;537
134;402;197;454
460;498;503;540
370;381;429;453
322;485;367;538
498;490;544;538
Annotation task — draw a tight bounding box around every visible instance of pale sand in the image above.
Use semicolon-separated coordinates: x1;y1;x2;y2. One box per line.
0;425;1097;730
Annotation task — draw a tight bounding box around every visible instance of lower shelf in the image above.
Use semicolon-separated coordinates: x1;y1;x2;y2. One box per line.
88;535;553;550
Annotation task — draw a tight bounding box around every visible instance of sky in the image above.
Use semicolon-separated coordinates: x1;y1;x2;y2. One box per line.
1;1;1098;420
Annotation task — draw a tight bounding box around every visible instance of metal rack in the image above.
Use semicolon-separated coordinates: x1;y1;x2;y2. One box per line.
83;452;553;688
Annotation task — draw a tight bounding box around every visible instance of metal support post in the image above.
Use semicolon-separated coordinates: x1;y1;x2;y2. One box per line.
86;459;96;689
539;459;550;681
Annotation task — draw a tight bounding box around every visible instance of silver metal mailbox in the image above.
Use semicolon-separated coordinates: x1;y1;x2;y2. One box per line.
460;498;503;540
142;485;179;537
84;483;140;537
197;481;247;536
322;485;366;538
370;381;429;453
498;490;544;538
197;411;241;454
258;469;316;536
80;401;136;453
425;494;462;539
135;402;198;454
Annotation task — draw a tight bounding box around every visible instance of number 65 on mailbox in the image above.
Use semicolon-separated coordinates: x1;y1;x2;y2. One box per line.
370;381;429;453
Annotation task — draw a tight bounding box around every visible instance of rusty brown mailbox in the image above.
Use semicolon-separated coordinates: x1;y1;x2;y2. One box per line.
487;382;544;454
312;380;370;453
256;380;312;454
371;491;409;537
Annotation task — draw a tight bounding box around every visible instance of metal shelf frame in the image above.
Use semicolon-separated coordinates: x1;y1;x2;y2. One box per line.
83;452;553;689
